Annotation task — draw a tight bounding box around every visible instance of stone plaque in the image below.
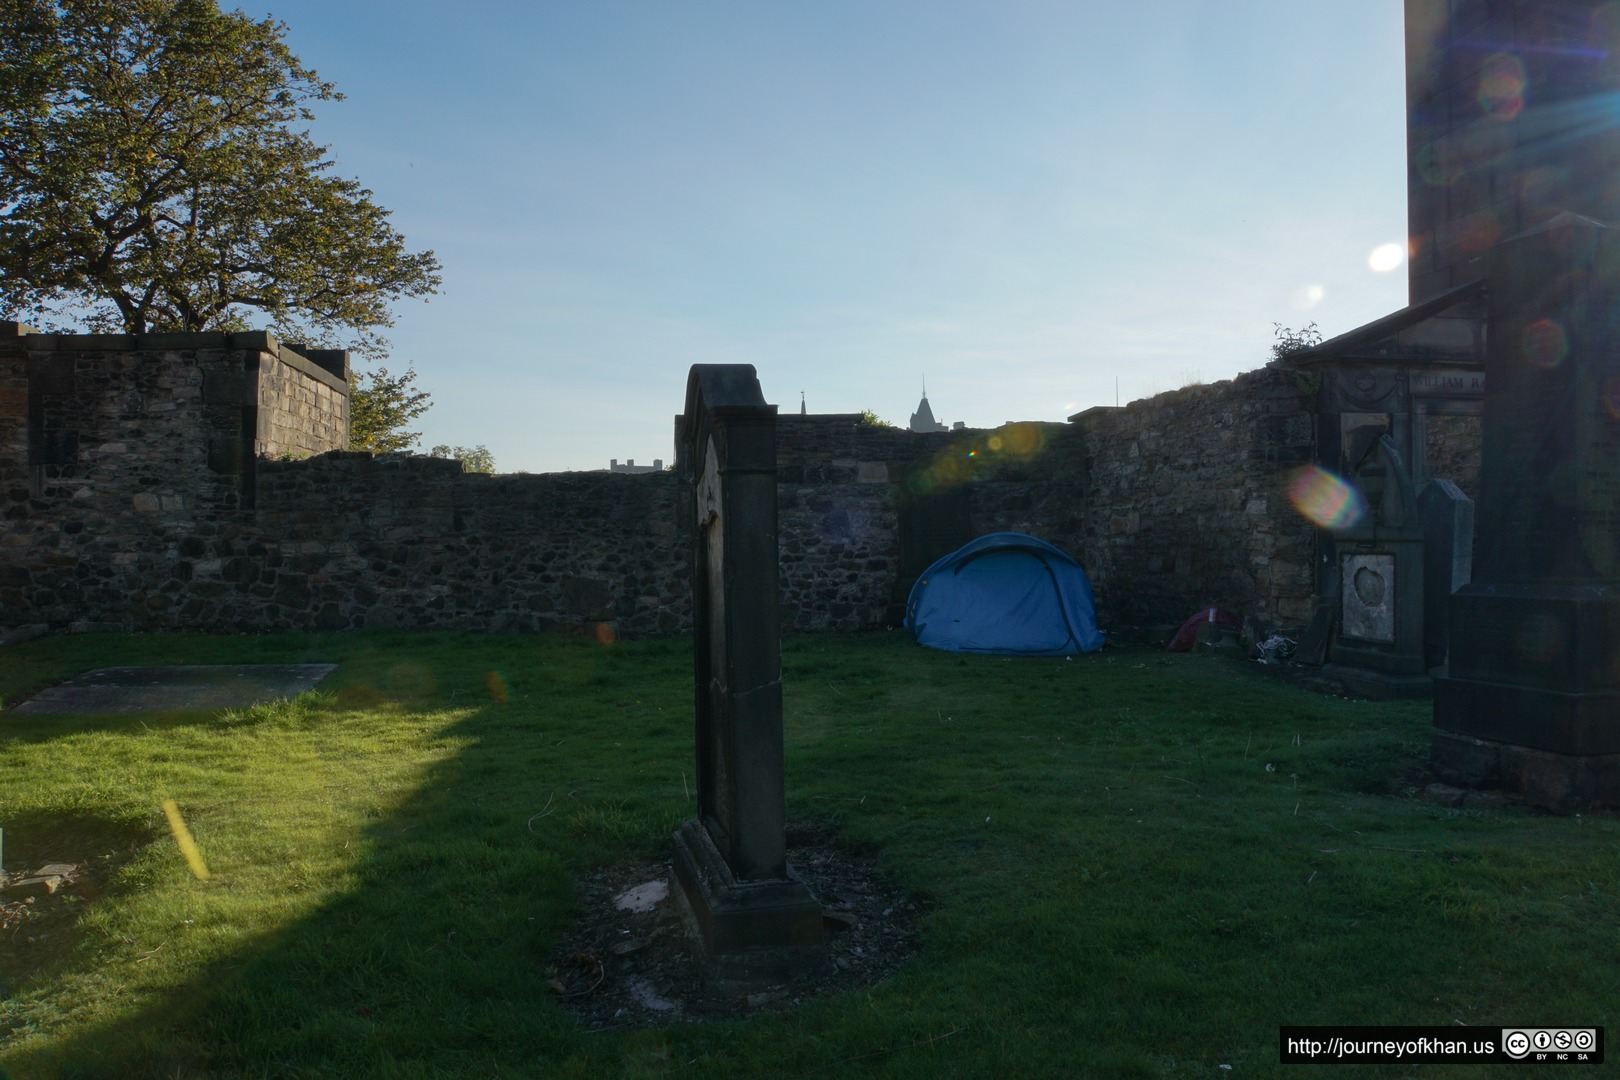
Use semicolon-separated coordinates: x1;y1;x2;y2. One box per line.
1342;553;1396;643
1410;370;1484;397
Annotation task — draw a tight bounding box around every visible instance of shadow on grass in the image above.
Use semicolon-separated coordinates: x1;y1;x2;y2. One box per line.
0;812;159;1013
1;634;696;1078
0;708;265;747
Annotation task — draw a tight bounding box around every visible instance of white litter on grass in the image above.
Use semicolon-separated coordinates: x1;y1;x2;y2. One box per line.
627;977;676;1012
613;879;669;913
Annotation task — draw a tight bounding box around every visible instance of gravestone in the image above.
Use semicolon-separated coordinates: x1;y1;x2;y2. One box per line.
670;364;823;989
1433;214;1620;810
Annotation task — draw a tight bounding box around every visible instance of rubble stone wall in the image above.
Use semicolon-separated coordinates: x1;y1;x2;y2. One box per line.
1067;368;1321;632
1;328;1484;641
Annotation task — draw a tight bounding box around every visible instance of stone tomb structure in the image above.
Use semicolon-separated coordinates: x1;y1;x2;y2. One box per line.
1433;215;1620;810
669;365;824;990
1284;284;1483;690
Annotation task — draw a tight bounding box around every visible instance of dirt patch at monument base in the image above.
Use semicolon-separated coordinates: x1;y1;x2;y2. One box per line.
0;814;154;1006
548;823;923;1028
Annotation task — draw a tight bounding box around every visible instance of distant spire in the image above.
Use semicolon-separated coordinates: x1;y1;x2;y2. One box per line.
909;384;946;432
800;390;806;415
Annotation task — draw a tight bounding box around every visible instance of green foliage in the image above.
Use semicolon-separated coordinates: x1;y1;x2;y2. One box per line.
0;0;441;336
1271;321;1323;361
858;409;895;427
1291;368;1324;397
428;443;496;474
348;365;430;453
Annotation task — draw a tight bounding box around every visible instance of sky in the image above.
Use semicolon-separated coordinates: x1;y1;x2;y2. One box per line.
237;0;1411;474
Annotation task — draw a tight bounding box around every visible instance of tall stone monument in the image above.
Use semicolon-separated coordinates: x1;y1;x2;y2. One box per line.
671;364;823;988
1433;214;1620;810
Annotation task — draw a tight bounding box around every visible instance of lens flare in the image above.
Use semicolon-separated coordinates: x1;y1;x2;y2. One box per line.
484;670;510;703
1368;243;1405;272
1286;466;1367;530
1519;166;1569;218
1454;210;1502;253
1292;284;1324;310
1415;137;1461;187
1001;423;1045;457
1478;52;1527;119
904;423;1052;492
593;621;617;646
1604;377;1620;420
1523;319;1569;369
161;798;210;881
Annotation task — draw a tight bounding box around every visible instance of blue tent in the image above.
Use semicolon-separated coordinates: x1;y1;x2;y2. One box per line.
904;532;1104;656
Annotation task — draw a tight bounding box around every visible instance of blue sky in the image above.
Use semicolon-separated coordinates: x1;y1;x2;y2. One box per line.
241;1;1410;473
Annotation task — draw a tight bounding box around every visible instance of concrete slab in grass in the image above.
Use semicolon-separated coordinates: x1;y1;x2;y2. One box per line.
8;664;337;714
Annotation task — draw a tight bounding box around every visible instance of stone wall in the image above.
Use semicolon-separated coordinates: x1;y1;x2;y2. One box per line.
249;456;686;634
2;328;1484;643
777;416;942;631
1069;367;1320;631
1;325;351;631
1423;412;1482;503
772;417;1088;630
253;347;350;461
0;324;349;499
0;344;1323;639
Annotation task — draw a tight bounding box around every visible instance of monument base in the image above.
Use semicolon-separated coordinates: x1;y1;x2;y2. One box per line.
1438;584;1620;754
1436;673;1620;756
1431;731;1620;813
670;819;826;993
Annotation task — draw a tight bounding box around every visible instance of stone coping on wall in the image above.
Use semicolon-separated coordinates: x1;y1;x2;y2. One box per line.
265;344;349;394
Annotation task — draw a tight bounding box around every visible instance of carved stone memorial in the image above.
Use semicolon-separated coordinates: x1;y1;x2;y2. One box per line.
670;364;823;988
1433;214;1620;810
1321;432;1429;695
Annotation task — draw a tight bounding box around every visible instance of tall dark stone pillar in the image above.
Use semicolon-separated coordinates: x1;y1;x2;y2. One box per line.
1433;214;1620;810
670;364;823;989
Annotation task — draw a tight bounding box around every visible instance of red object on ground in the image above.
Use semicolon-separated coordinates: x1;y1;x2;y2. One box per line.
1166;606;1243;652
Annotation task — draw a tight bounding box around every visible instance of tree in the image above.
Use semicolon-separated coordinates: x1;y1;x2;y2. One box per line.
0;0;441;338
858;409;895;428
428;444;496;474
348;366;429;453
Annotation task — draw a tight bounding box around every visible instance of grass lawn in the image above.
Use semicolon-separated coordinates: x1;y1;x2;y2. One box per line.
0;630;1615;1078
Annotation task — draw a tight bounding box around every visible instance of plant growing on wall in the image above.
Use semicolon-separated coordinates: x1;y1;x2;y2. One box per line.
0;0;441;341
428;444;496;474
1270;322;1323;360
